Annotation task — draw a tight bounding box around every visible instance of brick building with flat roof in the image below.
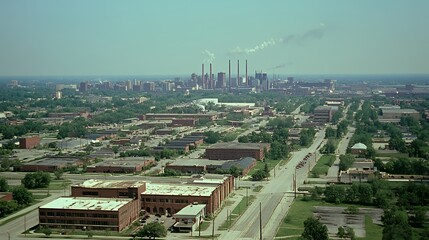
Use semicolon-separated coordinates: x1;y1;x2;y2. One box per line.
86;157;155;173
39;197;135;231
205;142;270;160
19;135;41;149
18;157;84;172
141;174;233;215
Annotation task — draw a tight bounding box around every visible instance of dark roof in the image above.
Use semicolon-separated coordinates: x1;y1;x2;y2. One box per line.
221;157;256;170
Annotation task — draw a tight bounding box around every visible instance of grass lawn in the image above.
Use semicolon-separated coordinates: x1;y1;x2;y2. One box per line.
276;198;379;238
218;195;256;230
357;215;382;240
310;155;335;177
44;179;72;190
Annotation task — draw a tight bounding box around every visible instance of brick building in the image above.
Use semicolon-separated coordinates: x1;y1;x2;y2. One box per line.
39;197;135;231
86;157;155;173
381;108;420;122
172;118;198;127
141;174;234;215
39;179;146;232
313;106;338;123
18;157;84;172
205;142;270;160
19;135;41;149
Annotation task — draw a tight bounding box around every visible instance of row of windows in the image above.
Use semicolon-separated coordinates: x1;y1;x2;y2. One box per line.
40;212;118;219
40;219;115;226
143;198;191;204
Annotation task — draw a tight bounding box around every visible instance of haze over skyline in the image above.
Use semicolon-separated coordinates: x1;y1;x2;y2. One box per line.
1;0;428;76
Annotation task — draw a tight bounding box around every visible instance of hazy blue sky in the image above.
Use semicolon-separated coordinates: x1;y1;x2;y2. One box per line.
0;0;428;76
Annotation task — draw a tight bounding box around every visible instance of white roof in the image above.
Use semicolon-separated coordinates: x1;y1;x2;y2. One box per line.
174;204;206;217
40;197;132;211
75;179;146;189
142;183;216;197
351;143;367;150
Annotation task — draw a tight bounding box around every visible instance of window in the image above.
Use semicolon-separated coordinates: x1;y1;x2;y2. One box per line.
82;191;98;196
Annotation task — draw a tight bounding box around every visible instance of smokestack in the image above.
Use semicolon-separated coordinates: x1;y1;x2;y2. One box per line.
245;59;248;86
237;60;240;86
202;63;205;89
228;60;231;91
209;63;212;89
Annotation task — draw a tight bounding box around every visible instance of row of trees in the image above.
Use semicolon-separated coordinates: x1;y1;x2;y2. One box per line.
0;177;34;217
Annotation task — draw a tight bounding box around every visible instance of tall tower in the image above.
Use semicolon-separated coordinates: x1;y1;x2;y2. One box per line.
202;64;205;89
237;60;240;86
209;63;213;89
228;60;231;92
245;60;248;86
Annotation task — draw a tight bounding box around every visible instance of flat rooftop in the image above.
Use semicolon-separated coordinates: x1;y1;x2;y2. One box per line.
207;142;268;150
89;158;154;167
22;158;81;166
74;179;146;189
143;183;216;197
174;204;206;216
169;158;227;166
382;108;419;114
40;197;132;211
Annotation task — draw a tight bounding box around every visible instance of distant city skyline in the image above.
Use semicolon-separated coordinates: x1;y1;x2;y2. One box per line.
1;0;428;76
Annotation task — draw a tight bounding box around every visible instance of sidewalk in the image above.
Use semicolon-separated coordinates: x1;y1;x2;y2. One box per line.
199;187;248;237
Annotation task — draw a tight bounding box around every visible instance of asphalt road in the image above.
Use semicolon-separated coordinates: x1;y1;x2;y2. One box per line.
219;128;326;240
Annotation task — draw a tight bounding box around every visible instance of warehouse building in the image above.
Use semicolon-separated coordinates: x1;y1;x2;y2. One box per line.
205;142;270;160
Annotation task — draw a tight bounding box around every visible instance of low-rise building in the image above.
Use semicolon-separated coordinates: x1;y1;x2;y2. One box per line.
19;135;41;149
39;197;136;232
380;108;420;123
0;192;13;201
350;143;367;155
172;204;206;232
205;142;270;160
18;157;84;172
86;158;155;173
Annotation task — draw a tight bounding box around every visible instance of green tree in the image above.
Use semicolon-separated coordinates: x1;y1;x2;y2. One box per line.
251;170;268;181
136;222;167;239
382;208;412;240
301;217;329;240
0;200;19;217
54;169;64;180
0;176;8;192
41;226;52;237
21;172;51;189
409;207;427;228
12;186;33;205
324;185;346;204
339;154;355;171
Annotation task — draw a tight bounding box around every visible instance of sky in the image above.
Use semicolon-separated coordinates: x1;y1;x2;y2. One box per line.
0;0;428;76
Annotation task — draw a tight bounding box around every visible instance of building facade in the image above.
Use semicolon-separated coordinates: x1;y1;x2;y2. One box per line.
205;142;270;160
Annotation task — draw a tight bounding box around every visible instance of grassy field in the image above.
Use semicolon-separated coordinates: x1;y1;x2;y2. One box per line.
276;198;324;238
218;195;256;230
357;215;383;240
310;155;335;177
375;152;409;158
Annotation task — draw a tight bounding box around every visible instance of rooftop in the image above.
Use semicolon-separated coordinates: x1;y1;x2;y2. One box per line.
142;183;216;197
169;158;227;166
174;204;206;217
382;108;419;114
74;179;146;189
351;143;368;150
22;157;81;166
207;142;269;150
40;197;132;211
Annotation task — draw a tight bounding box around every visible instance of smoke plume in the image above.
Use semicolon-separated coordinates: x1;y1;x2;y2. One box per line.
229;23;326;55
202;50;215;63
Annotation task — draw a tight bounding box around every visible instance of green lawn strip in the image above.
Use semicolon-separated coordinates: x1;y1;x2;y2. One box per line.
276;198;378;238
356;215;382;240
310;155;335;177
218;195;256;230
253;185;263;192
0;200;41;226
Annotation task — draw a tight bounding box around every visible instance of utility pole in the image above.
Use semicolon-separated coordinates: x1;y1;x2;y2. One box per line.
212;217;215;239
259;202;262;240
246;187;249;206
199;215;201;236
